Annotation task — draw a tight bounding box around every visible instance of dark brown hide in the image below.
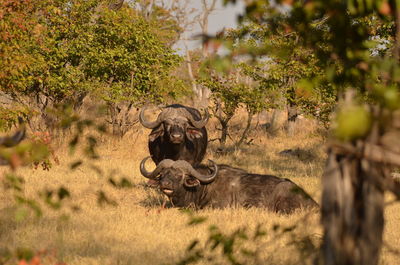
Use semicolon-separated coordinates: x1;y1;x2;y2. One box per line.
140;104;208;166
142;160;318;214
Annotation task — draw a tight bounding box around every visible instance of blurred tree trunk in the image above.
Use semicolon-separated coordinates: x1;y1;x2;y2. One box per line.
319;107;400;265
319;3;400;264
320;144;384;265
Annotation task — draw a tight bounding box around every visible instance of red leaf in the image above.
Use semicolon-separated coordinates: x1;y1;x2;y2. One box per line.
379;1;391;16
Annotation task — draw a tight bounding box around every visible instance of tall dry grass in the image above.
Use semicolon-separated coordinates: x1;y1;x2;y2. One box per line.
0;110;399;265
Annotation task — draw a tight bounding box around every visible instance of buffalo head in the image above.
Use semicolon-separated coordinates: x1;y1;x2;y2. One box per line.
139;105;209;144
140;156;218;196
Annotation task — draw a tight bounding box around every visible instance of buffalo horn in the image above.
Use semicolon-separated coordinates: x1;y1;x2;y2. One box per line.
0;127;26;147
187;109;209;128
176;160;218;184
139;106;162;129
140;156;174;179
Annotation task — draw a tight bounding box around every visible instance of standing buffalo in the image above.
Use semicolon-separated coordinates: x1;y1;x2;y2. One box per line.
139;104;209;166
140;157;318;214
0;127;26;165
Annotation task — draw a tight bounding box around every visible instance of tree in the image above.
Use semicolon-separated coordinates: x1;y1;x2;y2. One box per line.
223;15;336;129
0;0;187;135
0;0;105;130
0;0;49;128
218;0;400;264
199;64;269;149
83;5;184;136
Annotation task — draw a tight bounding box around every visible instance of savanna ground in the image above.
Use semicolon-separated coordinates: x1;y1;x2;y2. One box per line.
0;109;399;265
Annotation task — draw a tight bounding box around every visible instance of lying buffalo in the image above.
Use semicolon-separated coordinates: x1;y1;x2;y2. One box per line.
139;104;208;166
0;127;26;165
140;157;318;214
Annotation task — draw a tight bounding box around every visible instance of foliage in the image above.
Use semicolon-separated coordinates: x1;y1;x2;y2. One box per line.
220;12;336;126
199;63;269;148
175;211;319;265
0;107;31;131
0;0;44;94
86;6;183;104
31;131;59;170
0;0;188;133
217;0;400;137
217;1;400;265
146;3;184;46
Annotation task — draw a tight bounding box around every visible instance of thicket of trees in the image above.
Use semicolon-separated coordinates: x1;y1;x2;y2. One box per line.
0;0;187;136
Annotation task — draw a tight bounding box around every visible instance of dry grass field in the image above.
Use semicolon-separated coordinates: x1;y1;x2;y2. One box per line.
0;112;399;265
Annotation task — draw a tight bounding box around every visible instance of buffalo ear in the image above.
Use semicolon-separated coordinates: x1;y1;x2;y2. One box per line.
186;128;203;141
183;176;200;188
149;125;164;142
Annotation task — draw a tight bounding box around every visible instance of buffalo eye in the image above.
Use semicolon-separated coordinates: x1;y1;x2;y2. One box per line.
187;129;203;139
183;176;200;188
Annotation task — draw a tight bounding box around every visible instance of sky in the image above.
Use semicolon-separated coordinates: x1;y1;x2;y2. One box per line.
173;0;245;53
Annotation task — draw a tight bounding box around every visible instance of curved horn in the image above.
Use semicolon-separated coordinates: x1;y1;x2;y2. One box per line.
139;106;162;129
175;160;218;184
140;157;174;179
0;126;26;147
188;109;209;128
139;156;154;178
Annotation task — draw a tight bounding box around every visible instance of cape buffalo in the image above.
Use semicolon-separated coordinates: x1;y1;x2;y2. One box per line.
140;157;319;214
0;127;26;165
139;104;209;166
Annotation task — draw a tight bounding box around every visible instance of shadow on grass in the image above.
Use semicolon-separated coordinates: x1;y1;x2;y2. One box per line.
277;148;317;163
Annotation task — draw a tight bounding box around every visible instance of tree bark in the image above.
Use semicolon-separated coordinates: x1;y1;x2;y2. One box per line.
286;104;298;136
183;35;202;105
220;119;229;147
108;102;138;137
318;113;394;265
319;146;385;265
199;0;217;58
236;110;253;148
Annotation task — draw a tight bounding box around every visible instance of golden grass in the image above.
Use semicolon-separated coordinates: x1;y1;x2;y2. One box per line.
0;114;399;265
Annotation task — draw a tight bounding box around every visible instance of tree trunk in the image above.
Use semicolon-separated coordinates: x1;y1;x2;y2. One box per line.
236;110;253;148
219;119;229;148
108;102;138;137
266;109;280;136
318;112;394;265
286;103;298;136
183;36;202;106
319;146;385;265
198;0;217;105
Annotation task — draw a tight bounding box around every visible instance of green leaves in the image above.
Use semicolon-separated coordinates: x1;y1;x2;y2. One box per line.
334;104;372;141
347;0;389;16
1;0;185;127
373;84;400;110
